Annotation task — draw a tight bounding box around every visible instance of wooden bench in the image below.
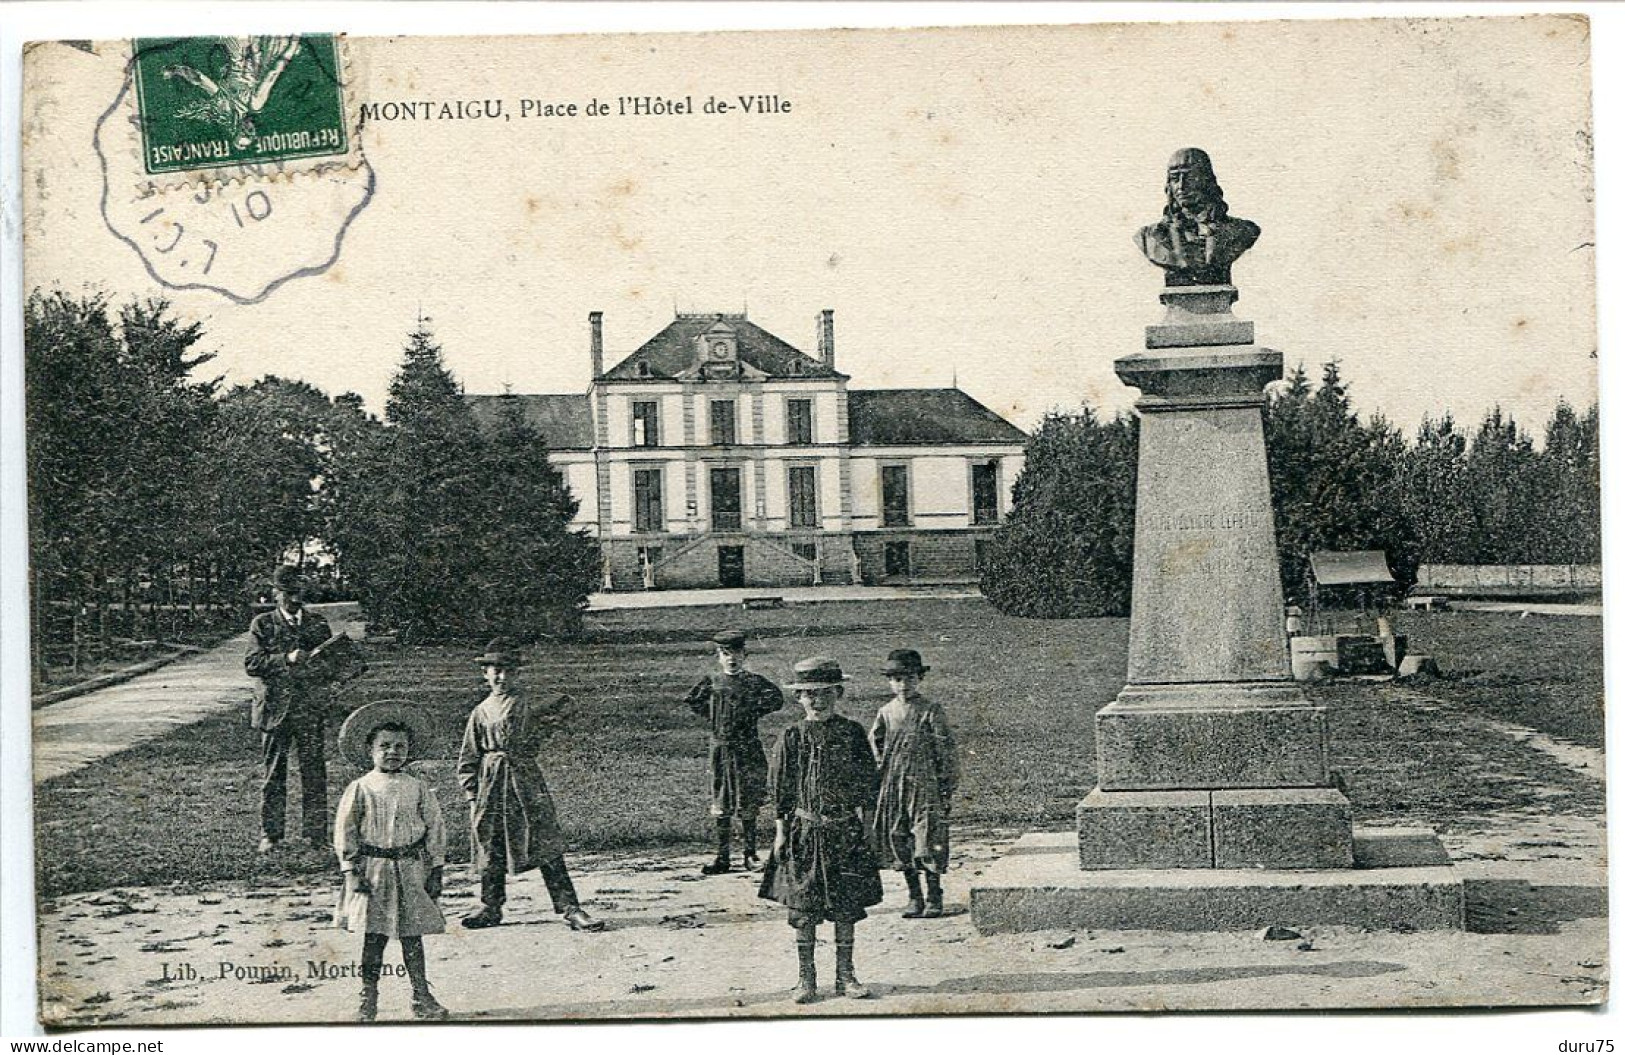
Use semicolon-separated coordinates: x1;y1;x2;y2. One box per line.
1404;595;1450;612
742;596;786;611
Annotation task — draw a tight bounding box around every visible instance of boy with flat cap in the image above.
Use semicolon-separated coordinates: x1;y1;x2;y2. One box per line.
683;630;785;875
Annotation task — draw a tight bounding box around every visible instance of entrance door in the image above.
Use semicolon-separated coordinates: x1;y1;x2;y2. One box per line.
710;468;742;531
718;545;746;587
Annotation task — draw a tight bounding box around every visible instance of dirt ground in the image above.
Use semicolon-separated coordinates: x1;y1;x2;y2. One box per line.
36;811;1607;1028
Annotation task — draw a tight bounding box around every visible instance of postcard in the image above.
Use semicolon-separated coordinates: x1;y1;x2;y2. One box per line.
20;15;1603;1027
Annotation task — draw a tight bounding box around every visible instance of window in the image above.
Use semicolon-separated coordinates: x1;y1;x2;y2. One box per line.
788;465;819;528
881;464;911;527
791;542;818;563
632;401;660;447
884;541;911;578
786;399;813;445
972;459;1000;525
709;400;737;446
633;469;664;533
974;539;992;573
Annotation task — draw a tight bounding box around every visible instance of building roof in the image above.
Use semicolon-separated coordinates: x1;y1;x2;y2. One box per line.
601;313;840;381
465;393;595;450
847;389;1028;447
1309;550;1395;586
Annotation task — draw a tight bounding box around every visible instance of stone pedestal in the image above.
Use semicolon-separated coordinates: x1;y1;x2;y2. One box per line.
1076;283;1349;871
969;280;1458;933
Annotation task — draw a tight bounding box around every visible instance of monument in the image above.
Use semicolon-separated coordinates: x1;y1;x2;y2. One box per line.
971;150;1463;932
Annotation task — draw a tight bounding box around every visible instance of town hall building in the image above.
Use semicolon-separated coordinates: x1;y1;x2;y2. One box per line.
468;310;1028;591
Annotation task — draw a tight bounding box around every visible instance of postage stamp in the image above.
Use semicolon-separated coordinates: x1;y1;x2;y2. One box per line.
131;36;350;176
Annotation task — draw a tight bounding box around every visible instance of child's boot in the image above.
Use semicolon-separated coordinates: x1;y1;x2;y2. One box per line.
923;871;944;918
463;871;505;928
792;926;818;1004
402;938;448;1019
834;928;872;999
901;869;925;919
358;936;384;1021
741;816;761;870
411;987;449;1021
701;817;732;875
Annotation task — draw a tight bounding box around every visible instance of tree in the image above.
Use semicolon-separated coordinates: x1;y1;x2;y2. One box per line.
327;326;598;641
1399;413;1476;565
198;376;379;601
1463;406;1542;563
1264;361;1416;600
979;406;1138;618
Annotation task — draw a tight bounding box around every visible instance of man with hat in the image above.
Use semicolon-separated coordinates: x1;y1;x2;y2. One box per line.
683;629;786;875
245;564;343;852
758;655;883;1003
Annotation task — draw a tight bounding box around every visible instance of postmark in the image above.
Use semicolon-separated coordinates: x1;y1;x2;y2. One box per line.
95;36;374;305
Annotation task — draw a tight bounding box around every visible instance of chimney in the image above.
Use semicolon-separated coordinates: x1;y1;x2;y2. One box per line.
817;309;835;370
589;312;604;377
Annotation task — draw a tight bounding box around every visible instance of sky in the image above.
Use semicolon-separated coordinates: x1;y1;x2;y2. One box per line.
22;15;1597;439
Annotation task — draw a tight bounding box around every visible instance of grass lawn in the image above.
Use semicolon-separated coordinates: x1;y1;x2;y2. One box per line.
1383;610;1607;748
34;599;1605;897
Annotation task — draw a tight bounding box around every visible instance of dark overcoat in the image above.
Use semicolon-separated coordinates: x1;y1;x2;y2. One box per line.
758;715;884;921
684;671;785;816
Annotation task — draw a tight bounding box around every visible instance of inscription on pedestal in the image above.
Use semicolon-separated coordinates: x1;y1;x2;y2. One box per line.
1127;407;1291;684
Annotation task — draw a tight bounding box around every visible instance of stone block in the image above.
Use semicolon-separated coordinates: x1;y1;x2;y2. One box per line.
1211;789;1354;869
1076;789;1212;869
1146;318;1254;348
1352;827;1450;868
971;832;1464;935
1095;684;1330;790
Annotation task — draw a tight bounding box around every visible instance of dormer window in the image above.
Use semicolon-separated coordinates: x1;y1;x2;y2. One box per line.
636;362;652;378
789;360;803;376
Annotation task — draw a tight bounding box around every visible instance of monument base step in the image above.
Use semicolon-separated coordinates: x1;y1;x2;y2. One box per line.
1097;682;1330;789
971;830;1462;935
1077;787;1354;869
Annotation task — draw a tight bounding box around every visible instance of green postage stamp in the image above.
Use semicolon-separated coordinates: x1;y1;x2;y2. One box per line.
132;35;349;175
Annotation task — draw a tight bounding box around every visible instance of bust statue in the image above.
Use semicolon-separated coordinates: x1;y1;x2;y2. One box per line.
1136;148;1260;287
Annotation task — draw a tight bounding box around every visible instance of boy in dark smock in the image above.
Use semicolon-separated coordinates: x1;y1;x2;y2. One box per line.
457;639;604;932
870;649;959;919
758;656;883;1003
684;629;785;874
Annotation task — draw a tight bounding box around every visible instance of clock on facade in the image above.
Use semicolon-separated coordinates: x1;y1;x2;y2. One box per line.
709;340;731;359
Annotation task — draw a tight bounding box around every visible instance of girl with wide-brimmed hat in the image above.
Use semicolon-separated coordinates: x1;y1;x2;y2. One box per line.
333;700;449;1021
758;655;884;1004
457;639;604;933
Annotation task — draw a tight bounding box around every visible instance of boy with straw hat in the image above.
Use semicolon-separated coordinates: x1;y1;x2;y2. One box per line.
333;700;449;1021
758;655;883;1004
457;639;604;933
